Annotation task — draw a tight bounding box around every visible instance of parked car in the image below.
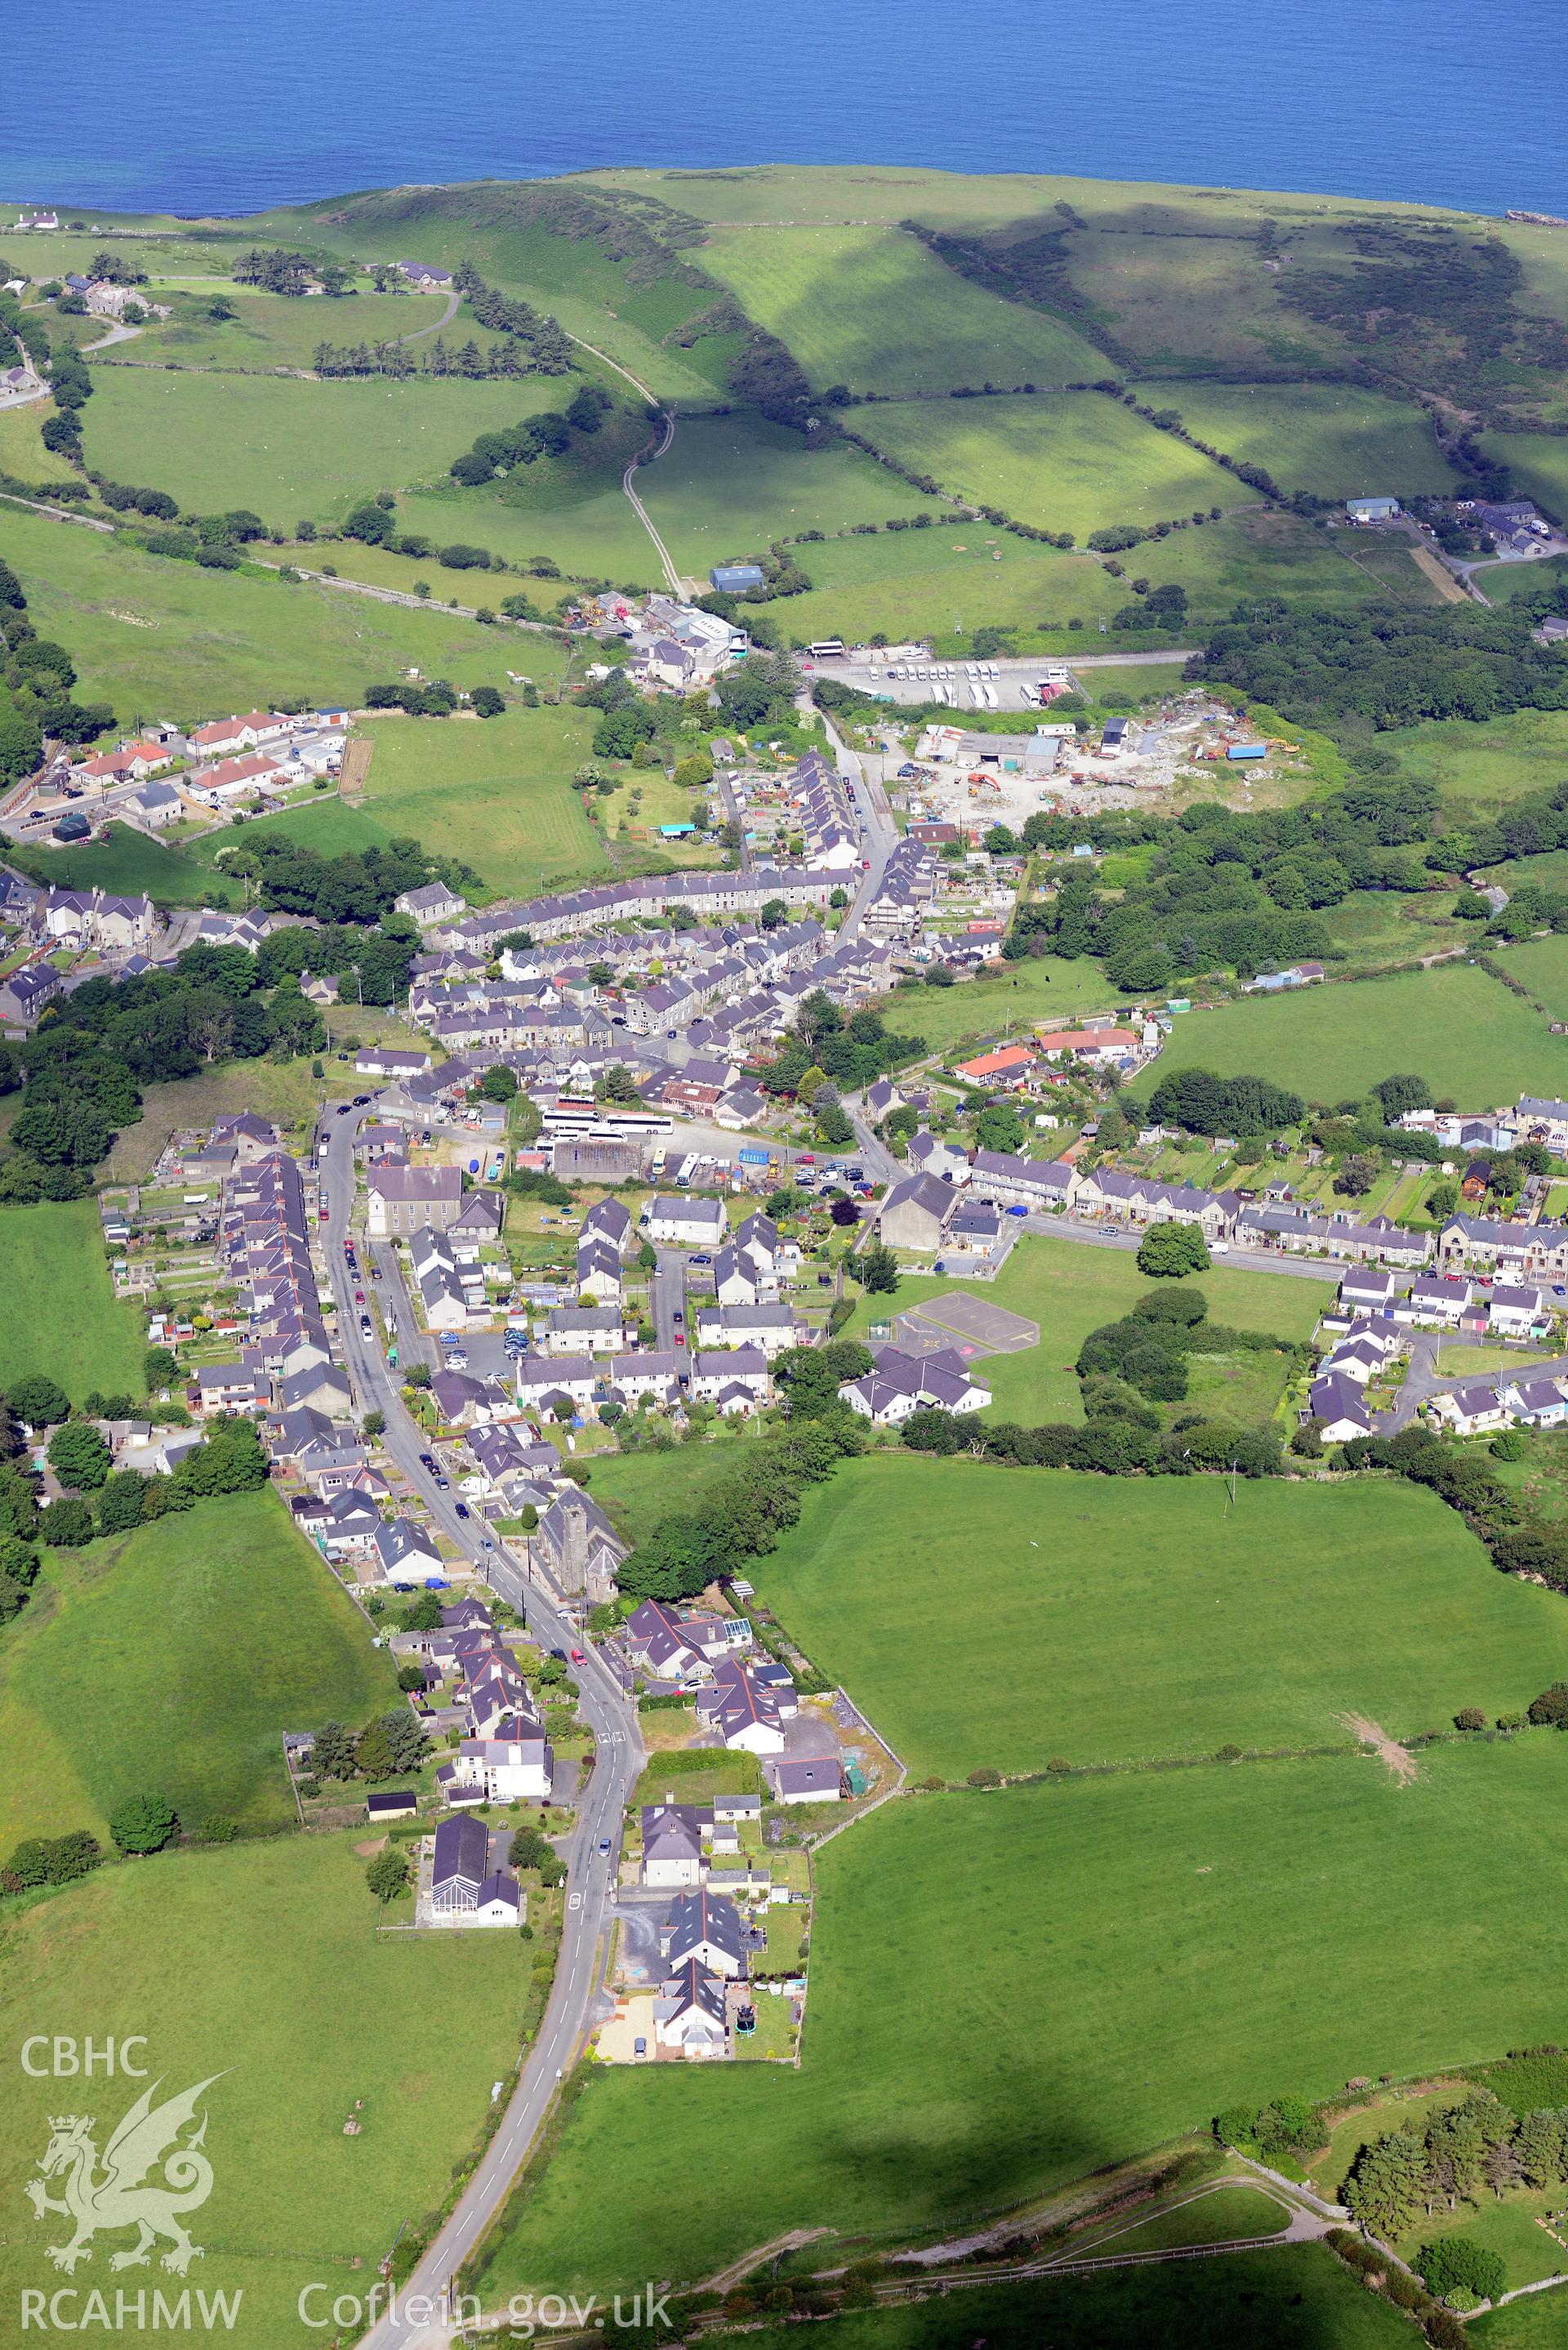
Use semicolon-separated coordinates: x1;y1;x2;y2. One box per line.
598;1837;611;1854
418;1451;435;1469
549;1648;567;1661
455;1501;470;1518
434;1473;449;1489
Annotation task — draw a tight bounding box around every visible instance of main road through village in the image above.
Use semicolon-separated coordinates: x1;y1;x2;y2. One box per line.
321;1108;644;2347
319;771;899;2343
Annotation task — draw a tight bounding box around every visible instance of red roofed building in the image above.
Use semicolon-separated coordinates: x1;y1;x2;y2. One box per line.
1035;1027;1142;1064
953;1043;1037;1084
188;712;287;758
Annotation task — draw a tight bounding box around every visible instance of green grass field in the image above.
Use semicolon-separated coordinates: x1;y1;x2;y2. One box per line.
699;222;1106;395
355;707;607;894
583;1438;755;1548
1472;2284;1568;2348
889;961;1121;1051
1085;2183;1289;2254
0;399;80;484
114;286;450;370
748;1454;1565;1777
1480;432;1568;528
1130;965;1568;1108
0;501;552;725
1058;225;1340;373
0;1490;399;1847
1160;383;1459;500
10;817;220;907
0;1199;146;1402
80;367;570;527
472;1739;1568;2297
186;796;398;867
857;395;1241;539
841;1229;1330;1425
782;526;1129;646
639;412;942;577
1495;934;1568;1020
777;511;1380;653
785;2251;1412;2350
1385;708;1568;814
0;1830;537;2348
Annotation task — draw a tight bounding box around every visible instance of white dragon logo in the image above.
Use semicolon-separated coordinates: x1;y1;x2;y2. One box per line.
25;2074;226;2276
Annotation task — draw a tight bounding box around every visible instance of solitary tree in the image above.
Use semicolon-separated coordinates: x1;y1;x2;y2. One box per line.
1136;1221;1210;1278
365;1848;411;1904
109;1791;179;1856
860;1243;900;1295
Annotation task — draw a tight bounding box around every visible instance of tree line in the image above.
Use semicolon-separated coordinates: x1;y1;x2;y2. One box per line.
1193;597;1568;747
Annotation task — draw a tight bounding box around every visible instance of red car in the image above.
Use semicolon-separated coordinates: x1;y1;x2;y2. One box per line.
354;1289;365;1304
675;1331;685;1346
569;1647;586;1664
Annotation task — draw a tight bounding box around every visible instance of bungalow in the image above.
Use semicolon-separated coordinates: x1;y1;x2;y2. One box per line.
840;1342;991;1425
372;1516;443;1582
395;260;453;290
768;1755;844;1805
1427;1383;1511;1438
952;1043;1036;1087
355;1046;433;1079
693;1661;788;1753
1500;1377;1568;1428
655;1958;728;2057
640;1194;727;1246
431;1370;515;1428
1304;1371;1373;1443
430;1815;522;1925
1033;1026;1143;1067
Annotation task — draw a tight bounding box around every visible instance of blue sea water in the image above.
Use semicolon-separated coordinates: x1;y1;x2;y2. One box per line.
6;0;1566;221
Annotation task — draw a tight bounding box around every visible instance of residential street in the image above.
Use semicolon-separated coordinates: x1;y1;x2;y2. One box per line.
318;1106;644;2350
